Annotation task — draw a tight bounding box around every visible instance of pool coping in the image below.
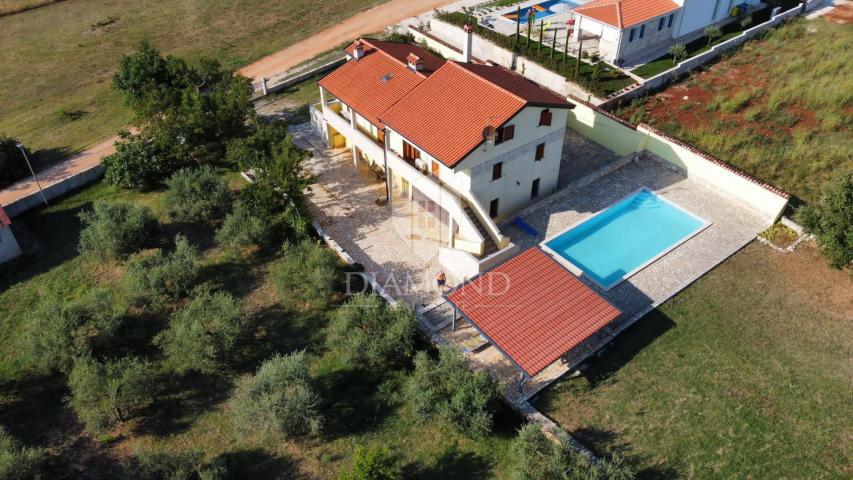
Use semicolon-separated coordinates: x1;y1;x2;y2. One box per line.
538;186;712;291
499;0;579;24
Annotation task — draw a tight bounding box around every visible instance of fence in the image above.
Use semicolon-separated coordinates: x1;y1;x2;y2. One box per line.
251;57;346;99
603;1;822;107
568;98;790;223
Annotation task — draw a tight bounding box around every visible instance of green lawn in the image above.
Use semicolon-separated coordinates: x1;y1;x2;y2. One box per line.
533;242;852;479
631;8;773;79
0;0;385;171
619;18;853;204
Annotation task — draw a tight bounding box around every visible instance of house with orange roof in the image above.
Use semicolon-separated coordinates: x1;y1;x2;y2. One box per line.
312;33;573;266
570;0;762;65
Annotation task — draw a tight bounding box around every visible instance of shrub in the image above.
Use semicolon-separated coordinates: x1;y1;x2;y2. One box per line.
272;240;339;311
339;445;401;480
0;427;43;480
22;289;124;373
102;130;178;191
669;43;687;65
155;287;245;374
0;136;30;189
403;347;497;438
126;447;226;480
509;423;634;480
740;14;753;29
78;200;159;260
164;166;232;223
126;235;199;299
704;25;722;46
796;171;852;269
720;90;752;114
327;294;417;370
231;352;322;439
67;355;157;433
215;201;268;254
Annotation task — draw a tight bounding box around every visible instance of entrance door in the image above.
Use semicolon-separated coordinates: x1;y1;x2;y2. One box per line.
531;178;540;199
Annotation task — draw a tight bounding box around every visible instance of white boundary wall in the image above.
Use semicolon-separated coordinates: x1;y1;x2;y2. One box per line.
568;100;790;223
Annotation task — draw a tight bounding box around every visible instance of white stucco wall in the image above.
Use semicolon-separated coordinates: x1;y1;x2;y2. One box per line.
0;226;22;264
677;0;761;36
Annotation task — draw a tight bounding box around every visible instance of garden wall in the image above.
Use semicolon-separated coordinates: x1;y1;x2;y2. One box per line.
568;99;790;222
2;164;105;218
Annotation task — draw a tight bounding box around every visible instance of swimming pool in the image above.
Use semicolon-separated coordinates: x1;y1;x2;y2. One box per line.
542;189;710;290
502;0;579;24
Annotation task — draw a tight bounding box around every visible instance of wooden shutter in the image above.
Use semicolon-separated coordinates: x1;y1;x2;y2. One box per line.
539;109;552;126
504;125;515;141
535;143;545;161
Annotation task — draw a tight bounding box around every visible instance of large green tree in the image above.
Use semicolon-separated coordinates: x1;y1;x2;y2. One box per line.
0;136;30;188
105;42;253;190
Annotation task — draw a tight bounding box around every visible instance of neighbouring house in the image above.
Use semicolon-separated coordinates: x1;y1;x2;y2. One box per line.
0;206;22;264
571;0;762;65
312;35;572;267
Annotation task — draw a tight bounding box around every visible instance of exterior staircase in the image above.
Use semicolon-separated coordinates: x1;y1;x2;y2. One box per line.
463;205;499;257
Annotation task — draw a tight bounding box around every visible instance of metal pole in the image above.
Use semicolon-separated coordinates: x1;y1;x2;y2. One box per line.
576;16;584;77
16;143;48;206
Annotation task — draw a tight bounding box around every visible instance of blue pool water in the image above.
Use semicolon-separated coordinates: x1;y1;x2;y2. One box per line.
544;189;708;289
502;0;579;24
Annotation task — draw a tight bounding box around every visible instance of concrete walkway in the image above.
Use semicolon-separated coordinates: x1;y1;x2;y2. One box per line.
0;136;117;212
238;0;464;81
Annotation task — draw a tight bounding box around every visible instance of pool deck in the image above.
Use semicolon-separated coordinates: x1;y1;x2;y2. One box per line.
503;153;768;339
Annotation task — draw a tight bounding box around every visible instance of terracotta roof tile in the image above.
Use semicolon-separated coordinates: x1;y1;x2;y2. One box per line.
319;40;445;128
447;248;621;376
380;62;570;168
573;0;680;29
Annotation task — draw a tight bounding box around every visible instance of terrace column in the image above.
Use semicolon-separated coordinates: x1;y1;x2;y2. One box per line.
319;86;327;112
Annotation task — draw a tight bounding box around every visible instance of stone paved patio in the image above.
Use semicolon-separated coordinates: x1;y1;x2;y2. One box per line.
292;124;452;308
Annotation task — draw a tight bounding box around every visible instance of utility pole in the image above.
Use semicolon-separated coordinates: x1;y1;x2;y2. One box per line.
16;143;48;206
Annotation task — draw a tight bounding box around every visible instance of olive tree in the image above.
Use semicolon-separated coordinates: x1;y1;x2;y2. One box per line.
22;289;124;373
155;287;245;374
78;200;159;260
125;447;227;480
0;427;43;480
164;166;232;223
67;355;157;433
125;234;199;299
403;347;497;438
327;294;417;370
669;43;687;65
231;352;322;439
272;240;339;311
339;445;401;480
509;423;634;480
797;171;852;269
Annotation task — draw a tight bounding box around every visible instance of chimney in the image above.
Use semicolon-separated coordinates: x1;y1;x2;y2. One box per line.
353;40;365;60
463;23;474;63
406;53;423;72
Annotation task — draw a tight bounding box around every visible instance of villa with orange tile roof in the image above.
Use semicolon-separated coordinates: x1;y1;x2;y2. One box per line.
570;0;762;65
312;35;573;264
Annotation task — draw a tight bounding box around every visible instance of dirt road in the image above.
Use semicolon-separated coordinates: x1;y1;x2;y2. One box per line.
238;0;458;81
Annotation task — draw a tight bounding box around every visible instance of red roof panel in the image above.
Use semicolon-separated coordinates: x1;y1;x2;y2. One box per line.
320;40;444;128
447;248;621;376
573;0;680;29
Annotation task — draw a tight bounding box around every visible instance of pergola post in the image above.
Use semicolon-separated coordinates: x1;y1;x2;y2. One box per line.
452;304;458;331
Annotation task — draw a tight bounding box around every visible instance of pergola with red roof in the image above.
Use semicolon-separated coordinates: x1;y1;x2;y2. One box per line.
446;247;621;378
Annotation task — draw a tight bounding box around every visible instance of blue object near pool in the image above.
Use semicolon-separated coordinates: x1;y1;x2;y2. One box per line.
502;0;579;24
514;216;539;237
543;188;710;290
